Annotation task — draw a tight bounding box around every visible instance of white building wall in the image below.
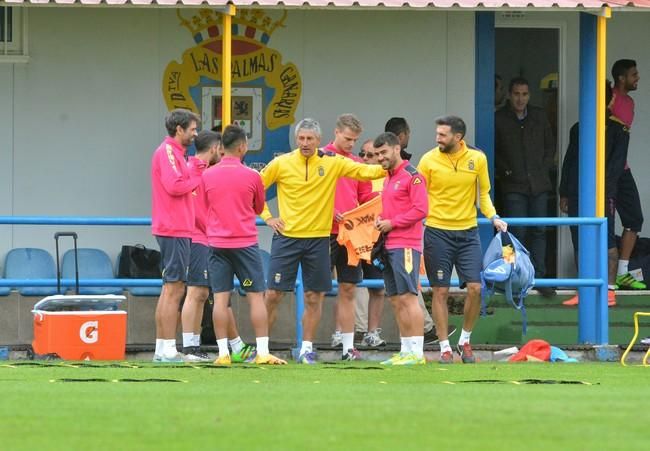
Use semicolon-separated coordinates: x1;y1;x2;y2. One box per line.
0;65;14;273
7;8;647;277
0;7;477;265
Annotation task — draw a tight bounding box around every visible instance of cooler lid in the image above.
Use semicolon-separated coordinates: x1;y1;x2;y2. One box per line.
33;294;126;312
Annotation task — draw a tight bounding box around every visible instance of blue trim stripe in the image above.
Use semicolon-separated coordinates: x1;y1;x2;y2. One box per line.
474;12;496;252
578;13;600;344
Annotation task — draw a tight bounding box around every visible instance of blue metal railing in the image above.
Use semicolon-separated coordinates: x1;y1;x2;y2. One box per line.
0;215;608;345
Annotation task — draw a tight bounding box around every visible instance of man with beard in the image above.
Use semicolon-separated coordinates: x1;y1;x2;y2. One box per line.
385;117;456;344
609;59;645;290
373;132;428;365
418;116;507;364
179;130;222;362
151;108;205;363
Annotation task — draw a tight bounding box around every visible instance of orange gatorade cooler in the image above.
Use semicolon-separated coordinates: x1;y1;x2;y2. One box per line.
32;295;127;360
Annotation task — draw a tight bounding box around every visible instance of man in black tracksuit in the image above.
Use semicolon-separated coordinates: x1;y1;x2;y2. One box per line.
495;77;556;296
559;85;626;306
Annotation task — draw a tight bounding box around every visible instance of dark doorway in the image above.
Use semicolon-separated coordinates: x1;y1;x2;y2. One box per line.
495;27;560;278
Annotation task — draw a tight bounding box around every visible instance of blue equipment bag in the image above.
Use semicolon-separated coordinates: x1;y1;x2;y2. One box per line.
481;232;535;334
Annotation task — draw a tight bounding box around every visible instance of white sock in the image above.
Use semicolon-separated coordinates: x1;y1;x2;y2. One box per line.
341;332;354;355
192;334;201;347
229;336;244;354
155;339;164;356
217;338;229;357
256;337;269;356
618;260;629;276
182;333;194;348
608;285;617;291
412;336;424;358
440;339;452;353
458;329;472;346
400;337;408;354
162;339;177;358
300;340;313;355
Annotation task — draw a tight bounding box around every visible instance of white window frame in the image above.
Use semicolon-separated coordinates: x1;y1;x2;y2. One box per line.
1;6;29;63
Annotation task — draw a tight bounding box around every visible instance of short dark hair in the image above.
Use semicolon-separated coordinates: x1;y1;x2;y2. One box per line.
508;76;529;93
435;115;466;138
195;130;221;154
222;124;247;150
611;59;637;82
373;132;400;149
165;108;200;137
384;117;410;136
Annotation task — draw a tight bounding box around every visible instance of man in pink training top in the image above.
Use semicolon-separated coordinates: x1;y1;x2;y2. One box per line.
327;114;376;360
204;124;286;365
609;59;645;291
180;130;221;362
373;132;429;365
181;130;258;363
151;108;204;363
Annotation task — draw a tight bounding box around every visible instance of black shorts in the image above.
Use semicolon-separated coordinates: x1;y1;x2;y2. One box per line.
423;226;482;287
188;243;210;287
267;234;331;293
330;235;362;284
617;169;644;232
156;236;190;283
361;260;384;281
208;245;266;293
383;248;420;296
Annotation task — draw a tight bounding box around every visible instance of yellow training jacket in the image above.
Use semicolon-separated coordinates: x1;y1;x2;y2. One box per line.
417;141;497;230
260;149;386;238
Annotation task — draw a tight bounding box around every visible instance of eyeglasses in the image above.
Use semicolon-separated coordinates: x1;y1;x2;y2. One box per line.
359;151;376;158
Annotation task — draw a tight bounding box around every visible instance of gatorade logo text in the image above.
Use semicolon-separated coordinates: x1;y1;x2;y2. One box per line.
80;321;99;344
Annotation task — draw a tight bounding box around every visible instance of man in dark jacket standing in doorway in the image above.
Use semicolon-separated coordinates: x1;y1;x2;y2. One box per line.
495;77;556;296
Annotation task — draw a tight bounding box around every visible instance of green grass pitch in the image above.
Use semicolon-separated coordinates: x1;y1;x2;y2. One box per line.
0;361;646;450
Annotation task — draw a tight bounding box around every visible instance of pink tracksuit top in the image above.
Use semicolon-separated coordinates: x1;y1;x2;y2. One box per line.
188;156;209;246
151;137;205;238
382;161;428;252
203;156;265;248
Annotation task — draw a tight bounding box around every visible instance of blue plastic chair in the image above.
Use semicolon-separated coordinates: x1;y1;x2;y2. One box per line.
61;248;123;295
4;248;57;296
116;252;162;297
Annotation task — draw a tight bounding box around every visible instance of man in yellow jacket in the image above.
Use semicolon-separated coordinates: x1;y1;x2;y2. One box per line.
418;115;507;364
260;118;386;364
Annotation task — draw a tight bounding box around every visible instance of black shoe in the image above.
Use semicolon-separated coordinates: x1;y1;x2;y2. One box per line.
182;346;210;362
424;325;458;344
342;348;362;361
537;287;556;298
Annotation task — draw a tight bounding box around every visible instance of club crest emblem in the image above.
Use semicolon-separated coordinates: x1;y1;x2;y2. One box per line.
163;9;303;200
